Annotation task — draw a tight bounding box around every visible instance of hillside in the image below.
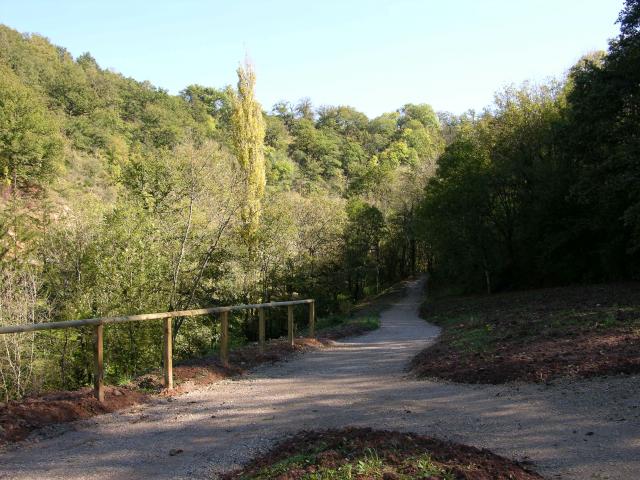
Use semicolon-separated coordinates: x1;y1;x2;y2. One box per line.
0;24;439;399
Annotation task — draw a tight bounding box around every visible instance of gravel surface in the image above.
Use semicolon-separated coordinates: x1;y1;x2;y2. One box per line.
1;278;638;480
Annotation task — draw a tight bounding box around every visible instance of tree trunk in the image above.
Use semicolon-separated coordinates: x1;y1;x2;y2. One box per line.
484;267;492;295
410;237;417;277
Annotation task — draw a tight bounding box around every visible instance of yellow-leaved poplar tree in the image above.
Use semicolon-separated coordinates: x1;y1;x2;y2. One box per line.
230;60;266;251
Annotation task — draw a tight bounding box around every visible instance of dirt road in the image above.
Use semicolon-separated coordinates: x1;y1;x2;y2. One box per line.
1;278;638;479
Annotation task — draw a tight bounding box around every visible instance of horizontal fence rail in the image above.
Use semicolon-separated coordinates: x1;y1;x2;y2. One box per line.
0;299;316;402
0;299;314;335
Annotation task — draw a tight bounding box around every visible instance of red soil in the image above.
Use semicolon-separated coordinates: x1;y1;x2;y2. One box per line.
0;321;376;446
411;283;640;384
221;427;543;480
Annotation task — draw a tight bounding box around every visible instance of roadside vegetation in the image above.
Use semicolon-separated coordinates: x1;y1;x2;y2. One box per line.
0;287;387;445
221;427;542;480
411;283;640;384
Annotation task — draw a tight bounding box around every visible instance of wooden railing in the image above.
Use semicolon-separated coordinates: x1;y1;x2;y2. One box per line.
0;299;316;402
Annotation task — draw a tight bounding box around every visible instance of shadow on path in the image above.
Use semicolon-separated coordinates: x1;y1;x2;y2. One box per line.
1;278;638;480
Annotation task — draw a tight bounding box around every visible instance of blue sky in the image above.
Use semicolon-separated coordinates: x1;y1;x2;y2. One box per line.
0;0;624;117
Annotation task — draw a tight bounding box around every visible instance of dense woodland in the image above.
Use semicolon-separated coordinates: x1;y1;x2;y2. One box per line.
0;1;638;400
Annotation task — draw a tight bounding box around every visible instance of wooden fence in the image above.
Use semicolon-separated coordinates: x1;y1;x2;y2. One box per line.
0;299;315;402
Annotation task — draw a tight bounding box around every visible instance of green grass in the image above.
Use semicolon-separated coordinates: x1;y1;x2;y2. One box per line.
448;321;494;353
224;428;541;479
305;279;406;338
247;453;317;478
240;447;453;480
316;314;380;331
412;454;455;479
351;316;380;331
421;283;640;357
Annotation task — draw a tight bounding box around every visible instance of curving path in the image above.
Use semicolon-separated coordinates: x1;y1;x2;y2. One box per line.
1;278;639;479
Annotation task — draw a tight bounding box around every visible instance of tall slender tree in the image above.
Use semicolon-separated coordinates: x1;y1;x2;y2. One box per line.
230;60;266;251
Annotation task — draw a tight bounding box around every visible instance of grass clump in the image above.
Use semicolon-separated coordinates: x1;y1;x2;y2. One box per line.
312;315;380;340
222;427;542;480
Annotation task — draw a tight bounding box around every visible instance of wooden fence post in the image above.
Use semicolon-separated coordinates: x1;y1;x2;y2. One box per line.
163;318;173;390
93;323;104;402
258;308;265;353
220;311;229;367
1;299;318;401
287;305;294;347
309;301;315;338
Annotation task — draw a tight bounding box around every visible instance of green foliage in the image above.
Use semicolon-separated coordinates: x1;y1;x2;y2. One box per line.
0;64;62;189
230;61;266;249
417;28;640;291
417;2;639;292
317;105;369;142
242;447;454;480
0;24;433;398
418;118;496;292
564;0;640;270
398;103;440;130
181;83;233;133
312;314;379;334
344;200;385;300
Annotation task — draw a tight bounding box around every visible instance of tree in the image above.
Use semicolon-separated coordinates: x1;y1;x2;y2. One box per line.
0;65;62;191
565;0;640;276
344;199;385;299
416;83;567;292
181;84;234;133
316;105;369;142
289;118;342;183
618;0;640;37
0;266;46;401
398;103;440;130
230;60;266;250
295;97;314;121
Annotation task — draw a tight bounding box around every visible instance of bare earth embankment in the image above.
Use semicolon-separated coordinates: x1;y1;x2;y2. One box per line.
0;279;638;479
410;283;640;384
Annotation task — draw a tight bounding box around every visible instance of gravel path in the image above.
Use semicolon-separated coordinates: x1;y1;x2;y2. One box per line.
1;278;639;480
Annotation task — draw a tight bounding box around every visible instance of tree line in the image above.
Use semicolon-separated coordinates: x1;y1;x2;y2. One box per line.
418;0;639;293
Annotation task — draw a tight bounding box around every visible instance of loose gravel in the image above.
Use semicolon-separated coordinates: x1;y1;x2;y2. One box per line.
0;278;638;479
